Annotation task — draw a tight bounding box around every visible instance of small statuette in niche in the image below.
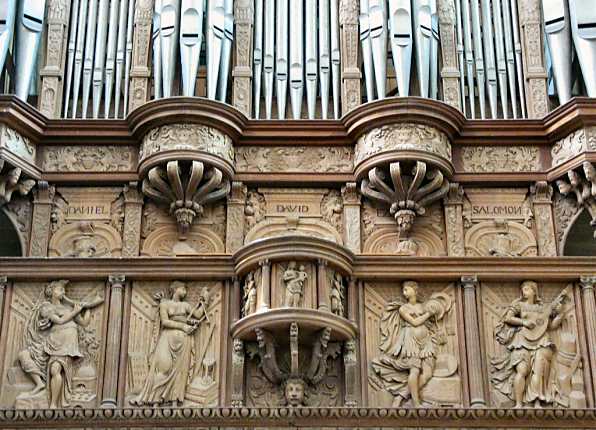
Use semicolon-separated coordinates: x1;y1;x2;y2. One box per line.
330;272;345;316
242;271;257;317
283;261;308;307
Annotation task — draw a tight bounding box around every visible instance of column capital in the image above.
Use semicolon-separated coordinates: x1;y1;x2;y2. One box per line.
341;182;361;204
530;181;553;203
108;275;126;289
444;183;464;205
580;275;596;291
461;275;479;289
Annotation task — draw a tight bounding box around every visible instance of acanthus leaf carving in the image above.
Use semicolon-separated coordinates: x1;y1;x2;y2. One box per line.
461;146;541;173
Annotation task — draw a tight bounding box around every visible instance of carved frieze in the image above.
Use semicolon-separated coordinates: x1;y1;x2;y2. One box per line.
0;280;106;409
42;146;135;172
0;126;36;165
355;124;452;167
126;281;222;407
481;281;587;408
366;282;462;407
461;146;541;172
235;146;353;173
140;124;234;165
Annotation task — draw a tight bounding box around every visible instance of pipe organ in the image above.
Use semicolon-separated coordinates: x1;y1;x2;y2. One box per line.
253;0;342;119
0;1;596;120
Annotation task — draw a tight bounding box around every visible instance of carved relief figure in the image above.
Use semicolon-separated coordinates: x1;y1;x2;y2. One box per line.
132;282;211;406
17;280;104;408
490;281;572;408
371;281;452;407
283;262;308;307
330;273;345;316
242;272;257;316
284;377;307;406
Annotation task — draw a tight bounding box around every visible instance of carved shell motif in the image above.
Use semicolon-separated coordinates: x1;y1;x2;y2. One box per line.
361;161;449;234
142;160;230;239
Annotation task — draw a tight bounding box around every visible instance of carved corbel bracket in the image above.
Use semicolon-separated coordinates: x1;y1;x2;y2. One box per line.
360;160;450;234
555;161;596;238
0;159;36;206
141;160;231;240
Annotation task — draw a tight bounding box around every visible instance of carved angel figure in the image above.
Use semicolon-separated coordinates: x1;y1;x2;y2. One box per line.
283;262;308;307
132;281;210;406
17;280;103;408
371;281;451;407
490;281;569;408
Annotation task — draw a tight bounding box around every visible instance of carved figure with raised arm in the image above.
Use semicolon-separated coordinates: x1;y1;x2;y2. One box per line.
371;280;452;407
132;281;210;406
491;281;570;408
17;280;104;409
283;262;308;307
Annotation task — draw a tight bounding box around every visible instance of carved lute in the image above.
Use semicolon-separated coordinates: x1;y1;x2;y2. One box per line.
522;285;571;342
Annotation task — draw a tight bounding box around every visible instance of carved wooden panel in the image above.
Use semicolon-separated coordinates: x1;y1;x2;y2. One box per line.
0;281;107;409
364;282;463;407
125;281;223;407
480;281;588;408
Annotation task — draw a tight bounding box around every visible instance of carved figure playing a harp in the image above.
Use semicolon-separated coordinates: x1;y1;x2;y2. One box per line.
17;280;104;409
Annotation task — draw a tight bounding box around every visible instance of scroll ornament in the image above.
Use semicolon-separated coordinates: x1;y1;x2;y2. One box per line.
361;161;449;234
142;160;231;239
555;161;596;238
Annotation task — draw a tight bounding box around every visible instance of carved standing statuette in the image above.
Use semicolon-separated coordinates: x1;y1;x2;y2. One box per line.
490;281;584;408
371;281;453;407
283;262;308;308
361;161;450;234
242;272;257;317
330;272;345;317
16;280;104;409
131;282;213;407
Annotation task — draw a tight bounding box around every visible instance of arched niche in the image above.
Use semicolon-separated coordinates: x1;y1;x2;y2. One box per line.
0;208;23;256
563;209;596;256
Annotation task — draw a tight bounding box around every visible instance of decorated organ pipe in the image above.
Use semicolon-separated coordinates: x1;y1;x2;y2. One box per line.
252;0;342;119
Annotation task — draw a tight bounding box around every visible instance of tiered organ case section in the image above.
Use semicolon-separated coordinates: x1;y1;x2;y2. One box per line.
0;0;595;428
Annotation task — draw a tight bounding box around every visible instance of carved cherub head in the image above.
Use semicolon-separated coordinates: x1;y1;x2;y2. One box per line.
44;279;69;301
284;377;306;407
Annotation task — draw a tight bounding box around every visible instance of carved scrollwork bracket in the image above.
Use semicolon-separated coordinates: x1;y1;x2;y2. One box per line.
555;162;596;238
360;160;450;234
141;160;231;240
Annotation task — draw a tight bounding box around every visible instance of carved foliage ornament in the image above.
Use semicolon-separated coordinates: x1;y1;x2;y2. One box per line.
361;161;449;234
0;160;35;206
142;160;231;239
555;162;596;238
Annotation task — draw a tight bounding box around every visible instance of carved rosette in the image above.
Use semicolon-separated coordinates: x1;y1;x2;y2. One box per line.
355;124;453;235
139;124;235;239
555;162;596;238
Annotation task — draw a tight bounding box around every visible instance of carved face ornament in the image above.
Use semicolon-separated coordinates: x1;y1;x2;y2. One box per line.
285;378;306;407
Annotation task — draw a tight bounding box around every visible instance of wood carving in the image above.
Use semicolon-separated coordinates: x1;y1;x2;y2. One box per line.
242;272;257;317
330;273;345;317
361;161;449;234
489;281;585;408
0;161;35;206
555;162;596;238
283;262;308;307
141;160;231;239
370;281;455;407
15;280;104;409
128;281;221;407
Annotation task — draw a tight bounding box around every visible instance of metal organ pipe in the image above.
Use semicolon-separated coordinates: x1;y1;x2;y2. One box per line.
542;0;572;104
217;0;233;102
455;0;466;115
413;0;432;98
429;0;439;100
263;0;275;119
81;0;98;118
161;0;181;99
114;0;131;115
123;0;135;114
388;0;412;97
0;0;17;83
152;0;163;100
461;0;476;118
63;0;80;117
104;0;120;118
493;0;509;118
360;0;375;101
319;0;331;119
510;0;526;117
480;0;498;119
470;0;486;118
569;0;596;97
180;0;203;97
502;0;519;118
253;0;263;119
330;0;340;119
305;0;318;119
276;0;289;119
92;0;111;118
71;0;88;118
369;0;387;99
15;0;46;101
289;0;304;119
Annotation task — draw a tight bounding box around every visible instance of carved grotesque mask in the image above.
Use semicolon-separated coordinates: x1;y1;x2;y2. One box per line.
284;379;305;407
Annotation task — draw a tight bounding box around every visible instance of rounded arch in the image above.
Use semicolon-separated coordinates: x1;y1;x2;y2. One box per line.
563;208;596;256
0;208;23;256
